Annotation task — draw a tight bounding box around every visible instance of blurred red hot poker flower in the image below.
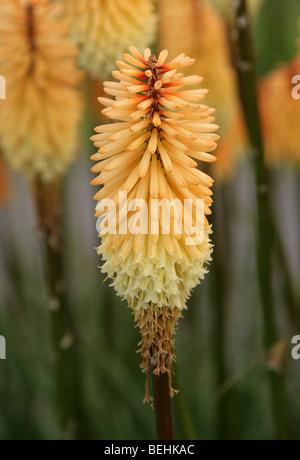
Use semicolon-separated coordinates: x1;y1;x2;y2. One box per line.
0;0;82;183
65;0;156;80
261;56;300;167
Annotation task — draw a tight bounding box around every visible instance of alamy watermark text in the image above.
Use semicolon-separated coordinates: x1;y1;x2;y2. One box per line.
0;75;6;100
0;336;6;360
96;192;206;246
292;75;300;100
292;335;300;360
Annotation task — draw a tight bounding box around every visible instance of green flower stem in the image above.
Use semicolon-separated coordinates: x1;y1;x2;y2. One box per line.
271;199;300;330
34;180;82;439
211;183;234;439
232;0;290;440
173;369;198;440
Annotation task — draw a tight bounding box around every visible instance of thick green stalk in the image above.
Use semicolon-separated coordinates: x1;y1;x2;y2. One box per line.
271;199;300;330
211;183;235;440
232;0;289;440
34;180;82;439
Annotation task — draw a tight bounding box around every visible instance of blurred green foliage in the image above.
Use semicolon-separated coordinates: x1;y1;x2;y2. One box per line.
255;0;299;75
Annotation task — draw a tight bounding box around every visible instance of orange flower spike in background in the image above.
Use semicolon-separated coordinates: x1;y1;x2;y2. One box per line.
261;56;300;166
159;0;238;136
260;16;300;167
158;0;242;181
91;47;219;397
0;0;82;183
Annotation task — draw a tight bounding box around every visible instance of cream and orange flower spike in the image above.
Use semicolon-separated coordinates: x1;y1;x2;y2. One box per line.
91;47;219;398
0;0;82;183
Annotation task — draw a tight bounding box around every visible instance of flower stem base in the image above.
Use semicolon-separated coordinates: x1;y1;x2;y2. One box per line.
133;304;182;401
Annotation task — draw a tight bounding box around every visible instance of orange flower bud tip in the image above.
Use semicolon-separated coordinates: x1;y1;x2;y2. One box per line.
188;159;198;167
144;48;151;60
129;46;147;64
123;53;147;69
90;153;101;161
90;177;99;185
157;49;169;68
98;97;109;106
